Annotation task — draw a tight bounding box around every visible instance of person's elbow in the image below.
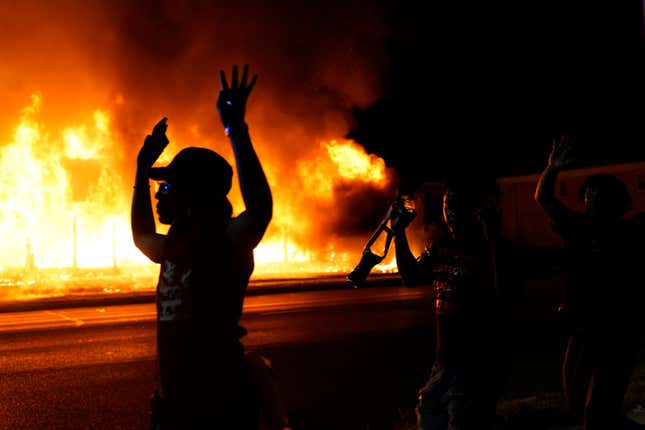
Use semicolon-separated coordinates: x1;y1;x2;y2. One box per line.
131;228;144;250
132;233;163;263
533;186;541;204
247;205;273;247
132;234;150;259
534;187;548;209
132;233;146;254
254;198;273;231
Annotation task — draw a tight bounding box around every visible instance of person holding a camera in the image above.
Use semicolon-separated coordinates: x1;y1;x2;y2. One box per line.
393;174;519;430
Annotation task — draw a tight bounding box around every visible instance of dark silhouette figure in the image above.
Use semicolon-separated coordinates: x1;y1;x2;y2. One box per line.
347;190;416;288
131;65;277;429
535;136;645;430
393;176;519;430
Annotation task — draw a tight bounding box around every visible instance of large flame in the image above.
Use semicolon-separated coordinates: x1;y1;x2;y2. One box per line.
254;139;392;275
0;95;146;269
0;96;397;299
327;140;386;184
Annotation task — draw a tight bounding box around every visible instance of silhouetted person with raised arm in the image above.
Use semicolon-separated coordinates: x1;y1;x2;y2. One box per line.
393;176;519;430
535;136;645;430
132;65;273;429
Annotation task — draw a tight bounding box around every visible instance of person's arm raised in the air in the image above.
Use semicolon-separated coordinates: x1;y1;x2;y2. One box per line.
392;201;423;286
131;117;169;263
534;135;575;223
218;65;273;249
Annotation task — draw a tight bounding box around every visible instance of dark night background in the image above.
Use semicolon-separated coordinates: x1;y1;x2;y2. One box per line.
350;0;645;186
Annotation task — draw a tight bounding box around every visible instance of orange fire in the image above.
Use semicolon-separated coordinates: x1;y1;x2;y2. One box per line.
0;95;145;270
0;95;398;298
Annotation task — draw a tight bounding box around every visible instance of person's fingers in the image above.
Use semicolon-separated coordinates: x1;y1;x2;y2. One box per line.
231;65;239;88
240;64;249;88
152;117;168;135
219;70;229;90
247;74;258;94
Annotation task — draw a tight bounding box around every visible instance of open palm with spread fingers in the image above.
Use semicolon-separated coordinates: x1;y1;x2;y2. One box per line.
548;135;575;168
217;64;257;130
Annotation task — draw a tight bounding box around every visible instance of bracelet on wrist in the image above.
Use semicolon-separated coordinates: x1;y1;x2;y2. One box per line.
225;122;248;137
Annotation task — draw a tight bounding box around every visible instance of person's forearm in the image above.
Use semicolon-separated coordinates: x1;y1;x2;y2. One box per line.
228;122;272;225
131;167;156;244
535;164;561;206
394;230;419;286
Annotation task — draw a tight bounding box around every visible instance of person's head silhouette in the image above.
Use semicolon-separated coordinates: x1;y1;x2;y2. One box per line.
149;147;233;225
577;173;631;222
441;175;498;241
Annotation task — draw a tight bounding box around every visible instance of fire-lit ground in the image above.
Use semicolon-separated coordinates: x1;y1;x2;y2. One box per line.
0;95;416;302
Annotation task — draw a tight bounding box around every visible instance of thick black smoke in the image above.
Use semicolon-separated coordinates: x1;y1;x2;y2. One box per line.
350;0;645;184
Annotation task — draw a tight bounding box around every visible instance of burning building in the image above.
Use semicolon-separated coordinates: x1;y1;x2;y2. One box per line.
0;0;422;298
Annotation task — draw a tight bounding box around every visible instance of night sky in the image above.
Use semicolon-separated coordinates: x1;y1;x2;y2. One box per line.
349;0;645;186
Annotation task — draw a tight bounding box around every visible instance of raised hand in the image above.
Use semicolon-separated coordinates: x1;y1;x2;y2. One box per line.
390;198;417;233
138;117;169;169
548;135;575;168
217;64;257;131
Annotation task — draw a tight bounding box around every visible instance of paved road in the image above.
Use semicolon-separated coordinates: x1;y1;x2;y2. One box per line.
0;278;642;429
0;285;436;429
